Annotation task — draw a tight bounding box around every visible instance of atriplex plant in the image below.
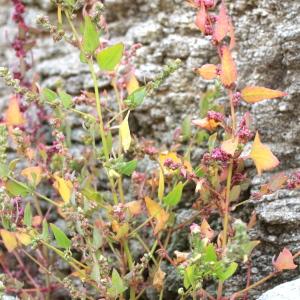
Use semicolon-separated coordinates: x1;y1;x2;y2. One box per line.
0;0;299;299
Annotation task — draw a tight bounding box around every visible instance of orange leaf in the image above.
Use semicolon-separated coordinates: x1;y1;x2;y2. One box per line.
228;19;236;50
145;196;169;235
200;219;214;240
196;64;218;80
214;0;229;42
195;2;207;34
220;46;237;87
192;117;220;131
273;248;297;272
5;96;26;126
21;166;43;186
153;267;166;291
241;86;287;103
0;229;18;252
250;132;279;175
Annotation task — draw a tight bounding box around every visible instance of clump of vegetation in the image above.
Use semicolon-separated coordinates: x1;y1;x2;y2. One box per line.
0;0;299;299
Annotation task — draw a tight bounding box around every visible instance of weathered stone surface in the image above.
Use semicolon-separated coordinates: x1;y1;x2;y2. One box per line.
0;0;300;299
258;278;300;300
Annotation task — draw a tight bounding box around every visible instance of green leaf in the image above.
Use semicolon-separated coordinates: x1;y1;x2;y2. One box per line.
0;163;9;178
183;265;196;289
108;269;127;297
204;244;217;262
79;52;88;64
5;180;29;197
42;220;49;240
96;43;124;71
114;160;138;176
58;91;73;109
91;263;101;284
24;203;32;227
208;132;217;153
124;86;146;109
92;227;103;250
163;182;183;207
50;223;71;249
42;88;58;103
83;16;99;53
63;0;75;6
218;262;238;282
181;116;191;142
229;185;241;202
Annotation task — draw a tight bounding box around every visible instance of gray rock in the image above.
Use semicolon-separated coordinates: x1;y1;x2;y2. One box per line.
258;278;300;300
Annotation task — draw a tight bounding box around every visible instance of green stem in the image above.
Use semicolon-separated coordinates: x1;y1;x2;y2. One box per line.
123;240;135;300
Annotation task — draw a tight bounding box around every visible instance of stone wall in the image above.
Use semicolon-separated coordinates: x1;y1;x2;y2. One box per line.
0;0;300;298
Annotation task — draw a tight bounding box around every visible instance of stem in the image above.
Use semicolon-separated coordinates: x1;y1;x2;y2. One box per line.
217;161;233;299
228;90;236;131
123;240;135;300
57;4;62;30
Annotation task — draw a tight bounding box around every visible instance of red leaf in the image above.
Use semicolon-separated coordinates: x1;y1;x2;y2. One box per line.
273;248;297;272
220;46;237;87
214;0;229;42
195;2;207;34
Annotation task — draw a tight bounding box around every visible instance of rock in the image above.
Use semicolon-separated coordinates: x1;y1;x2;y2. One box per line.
258;278;300;300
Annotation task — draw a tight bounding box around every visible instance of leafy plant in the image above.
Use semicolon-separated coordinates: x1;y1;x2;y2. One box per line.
0;0;299;300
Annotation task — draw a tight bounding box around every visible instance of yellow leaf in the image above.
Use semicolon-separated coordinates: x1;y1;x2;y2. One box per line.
21;166;43;186
145;197;169;235
153;267;166;291
5;96;26;126
200;219;215;240
250;132;279;175
221;137;238;156
53;175;73;203
220;46;237;87
241;86;287;103
126;200;142;215
127;74;139;95
158;169;164;201
120;111;131;152
196;64;218;80
0;229;18;252
15;232;32;246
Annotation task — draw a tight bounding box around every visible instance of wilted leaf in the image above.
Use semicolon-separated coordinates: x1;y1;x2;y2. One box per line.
119;111;131;152
15;230;32;246
228;19;236;50
0;229;18;252
250;132;279;175
145;197;169;235
192;117;220;132
220;46;237;87
195;2;207;34
229;185;241;202
50;223;71;249
273;248;297;272
53;175;73;204
5;96;25;126
221;137;238;156
241;86;287;103
200;219;214;240
196;64;218;80
96;43;124;71
21;166;42;186
153;267;166;291
126;200;142;216
126;74;139;95
83;16;99;53
214;0;229;42
158;169;164;201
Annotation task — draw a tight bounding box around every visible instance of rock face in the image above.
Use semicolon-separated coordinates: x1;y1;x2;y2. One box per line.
258;278;300;300
0;0;300;299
